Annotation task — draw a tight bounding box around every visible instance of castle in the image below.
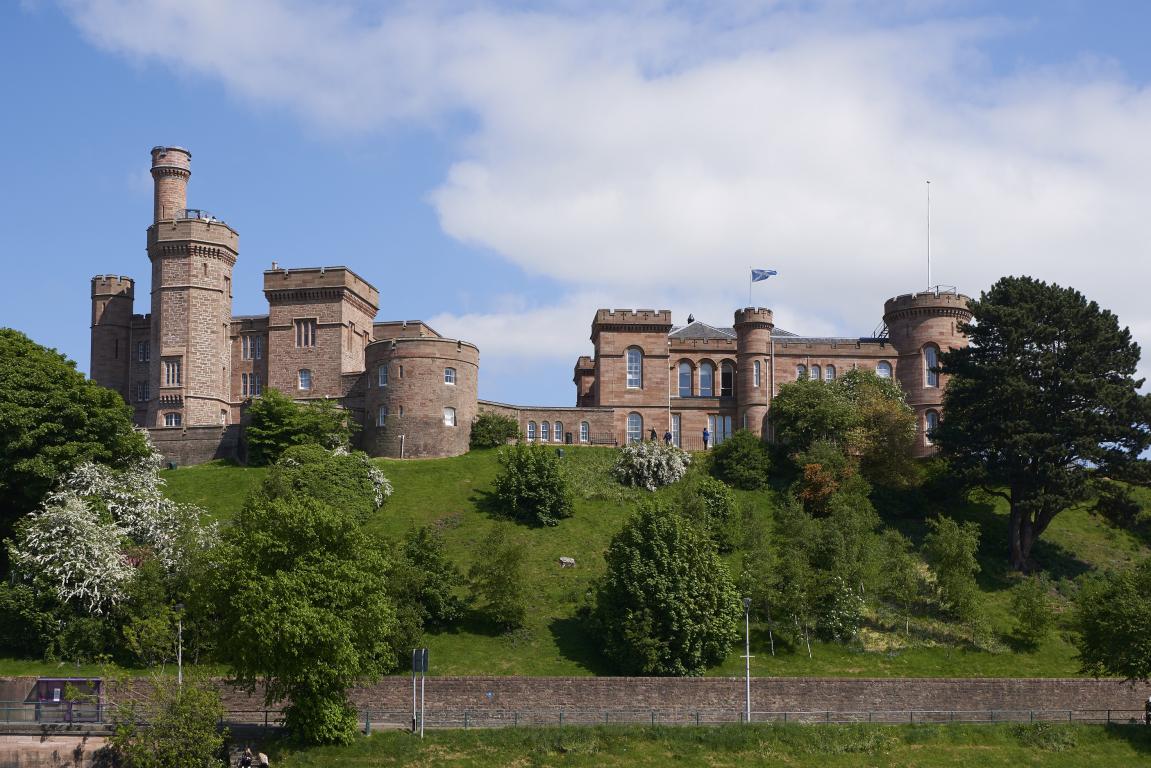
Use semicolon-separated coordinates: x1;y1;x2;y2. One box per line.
90;147;971;463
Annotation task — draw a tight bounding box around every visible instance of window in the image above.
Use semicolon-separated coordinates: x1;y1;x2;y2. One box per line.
378;365;388;387
709;414;732;446
626;412;643;444
626;347;643;388
753;360;761;388
221;409;229;425
294;318;317;348
135;381;149;402
924;344;940;387
163;358;181;386
164;412;182;428
925;409;940;444
720;361;734;398
579;421;589;443
444;367;457;385
298;368;312;390
242;335;263;360
678;361;693;397
671;413;681;447
377;405;388;427
811;364;821;381
541;420;550;442
876;360;893;379
136;340;150;362
825;364;836;381
444;407;457;427
797;364;807;380
554;421;563;442
527;421;537;441
242;373;262;397
398;365;404;379
700;362;715;397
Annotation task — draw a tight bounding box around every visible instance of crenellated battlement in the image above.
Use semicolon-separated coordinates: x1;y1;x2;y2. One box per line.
883;289;972;319
734;307;774;326
91;275;134;296
593;308;673;326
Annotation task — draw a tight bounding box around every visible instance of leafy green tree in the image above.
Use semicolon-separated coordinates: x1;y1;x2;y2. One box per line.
878;529;921;636
1010;575;1054;650
257;444;391;521
708;429;771;490
491;442;574;526
791;439;864;516
680;475;740;552
934;276;1151;570
0;329;148;561
769;379;855;453
590;502;740;675
469;411;521;449
105;676;227;768
467;527;527;631
836;369;919;488
1074;558;1151;681
209;492;396;744
245;388;357;466
922;517;981;621
399;526;466;629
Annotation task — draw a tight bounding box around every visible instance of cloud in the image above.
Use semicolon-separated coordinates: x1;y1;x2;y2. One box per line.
56;0;1151;401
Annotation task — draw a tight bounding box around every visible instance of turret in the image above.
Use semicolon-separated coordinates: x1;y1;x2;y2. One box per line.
734;307;773;438
150;146;191;222
90;275;135;400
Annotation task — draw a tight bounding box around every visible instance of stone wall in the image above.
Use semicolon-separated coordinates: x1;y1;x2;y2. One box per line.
148;424;240;466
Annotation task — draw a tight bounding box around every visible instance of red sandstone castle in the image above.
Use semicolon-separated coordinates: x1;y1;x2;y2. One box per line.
90;147;971;463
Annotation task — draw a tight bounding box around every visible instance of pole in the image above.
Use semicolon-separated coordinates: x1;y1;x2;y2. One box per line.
411;650;417;734
176;611;183;687
419;653;426;739
743;597;752;723
926;180;932;290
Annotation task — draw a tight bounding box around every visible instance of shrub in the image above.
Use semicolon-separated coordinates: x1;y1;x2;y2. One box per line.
470;412;521;449
491;442;574;526
259;445;391;521
709;430;771;489
922;517;981;620
105;675;227;768
1010;575;1054;649
468;527;527;631
680;476;740;552
816;576;865;642
613;440;691;491
245;388;357;466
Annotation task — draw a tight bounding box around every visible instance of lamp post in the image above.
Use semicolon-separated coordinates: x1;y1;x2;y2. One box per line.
174;602;185;687
743;597;752;723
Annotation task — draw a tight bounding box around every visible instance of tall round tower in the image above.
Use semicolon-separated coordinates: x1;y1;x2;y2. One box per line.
150;146;191;222
90;275;135;401
882;289;972;456
734;306;774;439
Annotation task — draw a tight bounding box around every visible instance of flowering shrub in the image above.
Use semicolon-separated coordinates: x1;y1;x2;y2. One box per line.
612;441;691;491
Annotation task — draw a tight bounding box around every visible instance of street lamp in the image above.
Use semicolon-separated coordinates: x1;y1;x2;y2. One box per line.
743;597;752;724
174;603;185;687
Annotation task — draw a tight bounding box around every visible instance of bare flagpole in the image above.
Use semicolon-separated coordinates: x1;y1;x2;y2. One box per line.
926;180;932;290
748;266;753;307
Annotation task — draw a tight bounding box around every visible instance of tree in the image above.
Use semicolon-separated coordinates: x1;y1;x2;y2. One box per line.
590;502;740;675
708;429;771;490
0;329;148;558
1010;575;1054;650
467;527;527;631
922;517;981;621
679;475;740;552
878;530;920;636
491;442;574;526
769;379;855;453
613;440;691;491
934;276;1151;570
469;411;521;449
209;491;396;744
245;388;357;466
258;445;391;522
398;526;466;629
1074;558;1151;681
105;675;227;768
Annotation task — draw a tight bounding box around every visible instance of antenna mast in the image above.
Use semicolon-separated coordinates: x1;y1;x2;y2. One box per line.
926;180;932;290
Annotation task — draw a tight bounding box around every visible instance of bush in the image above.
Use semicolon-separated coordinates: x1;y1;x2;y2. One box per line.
245;388;357;466
470;412;521;449
105;675;227;768
1010;575;1054;649
491;442;574;526
468;527;527;631
680;476;740;552
816;576;865;642
613;440;691;491
258;445;391;521
922;517;981;620
709;430;771;489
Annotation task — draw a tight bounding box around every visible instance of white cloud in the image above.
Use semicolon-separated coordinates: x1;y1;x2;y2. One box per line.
56;0;1151;401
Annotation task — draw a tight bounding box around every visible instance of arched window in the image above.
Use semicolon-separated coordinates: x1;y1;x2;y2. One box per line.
626;412;643;444
298;368;312;390
720;361;735;398
626;347;643;389
443;407;457;427
376;405;388;427
378;365;388;387
163;412;182;428
825;364;836;381
700;362;715;397
796;364;807;380
579;421;589;443
444;367;456;385
678;361;693;397
527;421;537;441
811;364;821;381
541;420;550;442
924;344;940;387
925;409;940;444
876;360;892;379
753;360;761;388
554;421;563;442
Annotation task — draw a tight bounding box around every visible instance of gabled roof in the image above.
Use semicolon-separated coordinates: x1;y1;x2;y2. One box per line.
668;321;736;341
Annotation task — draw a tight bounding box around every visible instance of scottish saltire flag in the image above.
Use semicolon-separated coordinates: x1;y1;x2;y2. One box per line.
751;269;778;282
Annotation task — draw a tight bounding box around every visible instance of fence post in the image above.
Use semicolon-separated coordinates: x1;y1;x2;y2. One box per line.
695;711;700;726
1029;710;1033;723
990;710;995;723
652;710;656;726
868;711;873;723
739;711;744;724
825;711;830;724
1107;709;1111;724
783;712;788;724
559;711;564;727
464;711;469;729
364;707;371;735
514;711;519;728
909;710;913;724
1068;710;1072;723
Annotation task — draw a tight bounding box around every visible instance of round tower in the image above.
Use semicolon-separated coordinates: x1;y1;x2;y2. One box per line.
734;306;774;439
364;337;480;458
882;289;972;456
150;146;191;222
90;275;135;400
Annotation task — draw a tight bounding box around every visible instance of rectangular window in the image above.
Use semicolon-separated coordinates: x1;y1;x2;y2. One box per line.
443;407;457;427
164;412;182;427
626;348;642;389
753;360;761;388
444;367;456;385
242;335;264;360
378;366;388;387
298;369;312;390
294;318;317;348
671;414;681;448
135;381;150;402
253;373;261;396
136;340;150;362
377;405;388;427
241;373;249;397
163;358;181;386
579;421;589;443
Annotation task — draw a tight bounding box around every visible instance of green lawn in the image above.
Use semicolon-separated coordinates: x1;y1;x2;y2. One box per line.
148;448;1151;679
269;723;1151;767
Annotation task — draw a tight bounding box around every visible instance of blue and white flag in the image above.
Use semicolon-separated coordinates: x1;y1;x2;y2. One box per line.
751;269;778;282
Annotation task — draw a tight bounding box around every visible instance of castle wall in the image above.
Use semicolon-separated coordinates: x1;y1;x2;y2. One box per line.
479;401;618;445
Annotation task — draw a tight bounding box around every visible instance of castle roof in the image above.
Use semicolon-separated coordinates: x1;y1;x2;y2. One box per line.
667;321;799;341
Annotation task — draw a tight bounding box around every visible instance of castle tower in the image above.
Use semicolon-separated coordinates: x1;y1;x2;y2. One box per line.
90;275;135;401
882;288;972;456
146;146;239;429
589;309;672;439
734;307;773;438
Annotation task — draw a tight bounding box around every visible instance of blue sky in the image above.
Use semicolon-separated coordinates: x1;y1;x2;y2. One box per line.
3;0;1151;405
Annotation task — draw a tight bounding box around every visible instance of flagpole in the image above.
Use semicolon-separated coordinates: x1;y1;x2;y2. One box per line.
926;180;932;290
748;266;752;307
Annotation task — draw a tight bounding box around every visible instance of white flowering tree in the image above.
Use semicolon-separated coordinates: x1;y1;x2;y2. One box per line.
612;441;692;491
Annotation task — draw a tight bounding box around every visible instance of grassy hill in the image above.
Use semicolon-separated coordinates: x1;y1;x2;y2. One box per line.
158;448;1151;678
